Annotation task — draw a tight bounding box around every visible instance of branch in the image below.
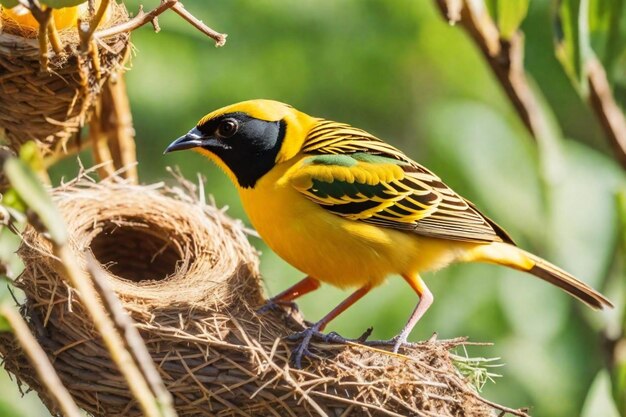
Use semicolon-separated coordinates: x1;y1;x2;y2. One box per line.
171;2;227;47
0;304;82;417
100;74;139;184
94;0;227;47
435;0;546;141
586;58;626;170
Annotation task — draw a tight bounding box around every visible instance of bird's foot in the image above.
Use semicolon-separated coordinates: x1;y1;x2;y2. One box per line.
363;333;420;353
287;324;324;368
287;326;360;368
256;299;300;315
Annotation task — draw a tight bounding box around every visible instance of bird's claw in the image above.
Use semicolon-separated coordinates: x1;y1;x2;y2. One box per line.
256;299;300;315
288;326;358;368
287;326;324;368
363;335;419;353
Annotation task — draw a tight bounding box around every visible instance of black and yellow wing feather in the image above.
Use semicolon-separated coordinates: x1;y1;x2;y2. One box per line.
290;120;513;244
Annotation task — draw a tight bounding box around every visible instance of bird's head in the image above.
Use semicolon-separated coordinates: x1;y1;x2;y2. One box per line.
165;99;317;188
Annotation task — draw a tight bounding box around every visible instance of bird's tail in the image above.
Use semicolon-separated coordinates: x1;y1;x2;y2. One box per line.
462;242;613;310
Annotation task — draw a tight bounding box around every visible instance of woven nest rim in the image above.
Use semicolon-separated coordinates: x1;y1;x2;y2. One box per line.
0;2;129;53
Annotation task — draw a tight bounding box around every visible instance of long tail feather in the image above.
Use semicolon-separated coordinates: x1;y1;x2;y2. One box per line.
463;242;613;310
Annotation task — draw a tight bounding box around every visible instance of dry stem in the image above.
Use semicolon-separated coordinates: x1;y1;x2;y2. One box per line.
15;0;61;70
101;73;139;183
0;303;82;417
46;18;63;53
587;58;626;170
94;0;227;47
86;0;111;40
171;2;227;47
36;7;51;70
89;103;118;180
435;0;546;141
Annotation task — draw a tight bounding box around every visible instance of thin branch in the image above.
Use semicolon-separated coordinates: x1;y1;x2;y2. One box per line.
36;8;52;70
94;0;227;47
101;74;139;183
86;255;176;417
586;58;626;170
89;101;118;183
171;2;227;47
46;18;63;54
0;304;83;417
435;0;546;141
86;0;110;40
94;0;178;39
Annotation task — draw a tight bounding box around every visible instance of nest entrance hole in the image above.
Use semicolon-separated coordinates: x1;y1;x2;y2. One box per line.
89;219;183;283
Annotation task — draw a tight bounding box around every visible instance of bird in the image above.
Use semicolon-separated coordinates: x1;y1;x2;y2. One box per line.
165;99;612;367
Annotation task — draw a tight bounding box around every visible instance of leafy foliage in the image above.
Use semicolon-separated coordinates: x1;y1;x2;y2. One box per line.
40;0;86;8
485;0;530;40
0;0;19;8
3;156;66;245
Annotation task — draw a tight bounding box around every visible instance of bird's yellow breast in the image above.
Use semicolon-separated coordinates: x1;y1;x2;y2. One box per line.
238;155;473;289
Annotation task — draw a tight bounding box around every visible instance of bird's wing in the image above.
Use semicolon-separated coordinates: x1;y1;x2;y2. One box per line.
288;120;512;244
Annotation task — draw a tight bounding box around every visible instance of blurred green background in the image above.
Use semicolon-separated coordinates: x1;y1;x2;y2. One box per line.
2;0;626;416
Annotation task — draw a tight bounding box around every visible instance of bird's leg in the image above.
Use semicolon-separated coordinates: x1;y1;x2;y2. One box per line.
288;284;371;368
257;275;321;314
365;274;433;353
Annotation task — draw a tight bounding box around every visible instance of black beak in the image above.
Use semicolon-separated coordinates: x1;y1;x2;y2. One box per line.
164;128;206;154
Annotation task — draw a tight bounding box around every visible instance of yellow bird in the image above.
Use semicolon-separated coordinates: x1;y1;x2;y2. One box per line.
165;99;612;366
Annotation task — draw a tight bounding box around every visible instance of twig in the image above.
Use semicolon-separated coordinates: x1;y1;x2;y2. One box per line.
467;391;530;417
170;2;227;47
94;0;178;39
53;244;165;417
46;18;63;54
435;0;546;141
94;0;227;47
101;73;139;183
0;303;83;417
36;7;52;70
15;0;60;68
89;102;117;180
586;58;626;170
86;255;176;417
86;0;110;40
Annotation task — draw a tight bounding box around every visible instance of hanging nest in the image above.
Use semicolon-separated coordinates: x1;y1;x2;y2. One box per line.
0;176;525;417
0;2;130;158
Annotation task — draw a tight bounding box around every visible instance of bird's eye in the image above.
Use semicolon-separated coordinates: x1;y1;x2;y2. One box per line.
217;119;239;138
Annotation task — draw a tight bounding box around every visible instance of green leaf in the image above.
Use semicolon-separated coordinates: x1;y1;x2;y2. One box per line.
3;158;67;245
481;0;529;40
484;0;498;23
581;370;621;417
0;0;19;8
497;0;529;39
39;0;87;8
618;189;626;249
0;314;9;332
547;141;623;289
556;0;593;90
1;189;27;213
589;0;626;81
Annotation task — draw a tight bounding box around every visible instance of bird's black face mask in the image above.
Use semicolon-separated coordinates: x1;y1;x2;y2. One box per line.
165;112;286;188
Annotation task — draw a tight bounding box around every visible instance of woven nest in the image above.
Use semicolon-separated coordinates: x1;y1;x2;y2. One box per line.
0;176;518;417
0;3;130;157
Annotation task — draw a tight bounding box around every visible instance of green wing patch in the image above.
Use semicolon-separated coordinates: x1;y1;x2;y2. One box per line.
289;120;509;243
